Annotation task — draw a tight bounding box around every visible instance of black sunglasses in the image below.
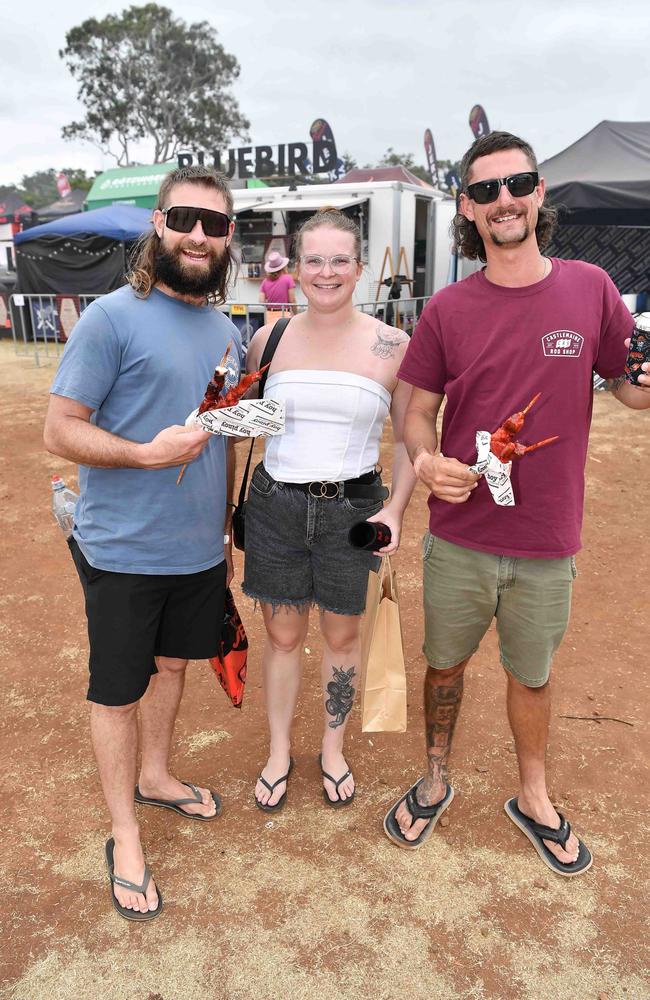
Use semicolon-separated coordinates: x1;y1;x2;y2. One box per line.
161;205;231;238
465;171;539;205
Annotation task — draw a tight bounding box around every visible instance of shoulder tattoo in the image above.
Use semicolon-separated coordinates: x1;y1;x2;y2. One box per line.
370;325;408;360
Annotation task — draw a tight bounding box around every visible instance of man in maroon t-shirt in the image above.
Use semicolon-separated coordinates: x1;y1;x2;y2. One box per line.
384;131;650;876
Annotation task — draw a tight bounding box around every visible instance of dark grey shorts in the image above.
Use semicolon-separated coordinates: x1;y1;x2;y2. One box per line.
242;464;383;616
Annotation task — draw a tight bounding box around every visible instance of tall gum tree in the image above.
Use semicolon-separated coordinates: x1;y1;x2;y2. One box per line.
60;3;250;166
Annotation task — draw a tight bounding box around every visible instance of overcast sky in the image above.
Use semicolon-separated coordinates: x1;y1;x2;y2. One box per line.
2;0;648;186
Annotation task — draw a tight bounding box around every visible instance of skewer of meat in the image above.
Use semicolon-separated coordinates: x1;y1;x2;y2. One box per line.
490;392;559;464
176;344;270;485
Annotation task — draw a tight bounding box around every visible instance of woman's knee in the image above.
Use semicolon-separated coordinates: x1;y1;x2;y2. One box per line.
320;612;361;657
262;602;309;652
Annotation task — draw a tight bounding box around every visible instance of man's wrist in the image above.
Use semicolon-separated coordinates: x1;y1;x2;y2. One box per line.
412;450;434;478
132;442;154;469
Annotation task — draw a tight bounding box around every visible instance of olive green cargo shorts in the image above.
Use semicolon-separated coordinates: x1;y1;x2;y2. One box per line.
422;533;577;688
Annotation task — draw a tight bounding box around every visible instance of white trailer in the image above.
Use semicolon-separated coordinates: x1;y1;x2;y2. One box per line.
228;179;456;313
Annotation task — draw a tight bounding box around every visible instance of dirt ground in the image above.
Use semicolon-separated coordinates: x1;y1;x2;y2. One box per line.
0;339;648;1000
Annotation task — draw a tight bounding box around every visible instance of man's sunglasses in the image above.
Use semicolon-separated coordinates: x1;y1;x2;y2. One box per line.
465;171;539;205
161;206;231;238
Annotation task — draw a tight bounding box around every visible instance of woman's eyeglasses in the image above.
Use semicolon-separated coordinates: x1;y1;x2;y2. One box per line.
465;171;539;205
300;254;359;274
161;206;231;238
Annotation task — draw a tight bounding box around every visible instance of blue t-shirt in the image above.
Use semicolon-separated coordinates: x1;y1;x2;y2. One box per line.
51;285;243;574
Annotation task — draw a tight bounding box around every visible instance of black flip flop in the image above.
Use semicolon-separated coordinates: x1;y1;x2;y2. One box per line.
134;781;221;821
383;779;454;849
255;757;294;813
105;837;163;922
318;753;355;808
504;797;593;877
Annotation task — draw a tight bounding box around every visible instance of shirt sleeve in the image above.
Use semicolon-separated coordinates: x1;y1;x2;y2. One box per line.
397;301;448;394
49;300;121;411
593;272;634;379
287;275;296;290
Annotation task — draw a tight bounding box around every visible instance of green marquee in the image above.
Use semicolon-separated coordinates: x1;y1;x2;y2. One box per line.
86;163;177;210
87;164;269;210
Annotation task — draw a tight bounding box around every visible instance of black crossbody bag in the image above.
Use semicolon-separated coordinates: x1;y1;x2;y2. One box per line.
232;317;291;551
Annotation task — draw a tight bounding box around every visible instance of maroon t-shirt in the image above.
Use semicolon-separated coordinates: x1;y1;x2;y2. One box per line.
398;259;632;558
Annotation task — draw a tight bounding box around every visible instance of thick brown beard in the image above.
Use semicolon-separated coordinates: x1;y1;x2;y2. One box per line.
154;239;229;296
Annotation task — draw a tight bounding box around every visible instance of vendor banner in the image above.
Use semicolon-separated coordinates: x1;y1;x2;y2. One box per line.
179;119;338;179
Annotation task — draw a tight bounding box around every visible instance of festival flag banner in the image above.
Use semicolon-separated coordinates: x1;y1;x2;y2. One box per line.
423;128;440;188
469;105;491;139
56;172;72;198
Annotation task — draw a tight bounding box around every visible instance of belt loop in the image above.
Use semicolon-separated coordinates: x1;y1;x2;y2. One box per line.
337;481;344;499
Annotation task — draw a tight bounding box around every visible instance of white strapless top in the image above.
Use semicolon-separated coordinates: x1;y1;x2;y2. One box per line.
263;370;391;482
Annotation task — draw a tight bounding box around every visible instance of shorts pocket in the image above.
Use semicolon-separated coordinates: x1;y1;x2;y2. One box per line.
250;464;279;498
342;496;384;515
69;538;104;585
422;531;435;562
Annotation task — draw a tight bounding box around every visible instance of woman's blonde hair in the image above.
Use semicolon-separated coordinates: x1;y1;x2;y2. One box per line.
294;207;362;260
128;165;236;303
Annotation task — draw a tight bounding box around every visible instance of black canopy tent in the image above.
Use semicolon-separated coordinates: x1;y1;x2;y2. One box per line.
541;121;650;293
14;204;152;295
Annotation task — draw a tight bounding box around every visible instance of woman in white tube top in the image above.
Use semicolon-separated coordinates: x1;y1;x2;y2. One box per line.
243;208;416;812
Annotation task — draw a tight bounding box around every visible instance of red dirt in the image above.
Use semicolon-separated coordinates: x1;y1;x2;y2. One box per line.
1;343;648;1000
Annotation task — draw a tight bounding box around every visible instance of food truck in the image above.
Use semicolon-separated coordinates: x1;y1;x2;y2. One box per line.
226;175;458;341
82;152;463;341
230;177;455;301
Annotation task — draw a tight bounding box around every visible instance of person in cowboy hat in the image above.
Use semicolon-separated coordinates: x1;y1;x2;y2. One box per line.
259;249;297;315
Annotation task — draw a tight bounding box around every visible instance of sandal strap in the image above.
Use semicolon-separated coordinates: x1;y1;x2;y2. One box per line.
321;767;351;791
525;812;571;849
259;769;290;794
158;781;203;807
405;784;446;820
111;864;151;895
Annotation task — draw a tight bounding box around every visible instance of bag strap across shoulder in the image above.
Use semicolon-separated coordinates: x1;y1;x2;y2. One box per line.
258;316;291;397
237;316;292;505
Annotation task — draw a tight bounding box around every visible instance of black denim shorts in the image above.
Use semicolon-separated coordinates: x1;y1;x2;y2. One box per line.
69;537;226;706
242;464;383;616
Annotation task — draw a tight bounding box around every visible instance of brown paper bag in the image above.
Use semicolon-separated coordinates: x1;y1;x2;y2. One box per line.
359;556;407;732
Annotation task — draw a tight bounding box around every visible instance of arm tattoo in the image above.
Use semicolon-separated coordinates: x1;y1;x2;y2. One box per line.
606;374;627;393
325;665;356;728
370;326;407;360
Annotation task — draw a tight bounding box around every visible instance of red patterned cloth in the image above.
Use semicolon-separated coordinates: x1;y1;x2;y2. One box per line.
209;589;248;708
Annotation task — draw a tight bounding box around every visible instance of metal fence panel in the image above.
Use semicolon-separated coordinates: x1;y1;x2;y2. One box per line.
10;292;432;365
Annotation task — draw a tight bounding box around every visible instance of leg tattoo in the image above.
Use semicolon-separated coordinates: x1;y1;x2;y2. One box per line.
325;666;356;729
420;671;464;801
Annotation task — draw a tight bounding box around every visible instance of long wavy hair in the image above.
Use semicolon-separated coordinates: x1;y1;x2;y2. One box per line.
128;166;236;304
452;132;557;262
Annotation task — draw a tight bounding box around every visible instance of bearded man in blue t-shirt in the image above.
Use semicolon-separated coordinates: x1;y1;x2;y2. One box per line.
44;166;243;921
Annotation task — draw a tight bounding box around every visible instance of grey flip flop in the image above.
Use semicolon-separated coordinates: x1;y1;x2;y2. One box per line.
383;780;454;849
134;781;221;820
105;837;163;922
255;757;294;813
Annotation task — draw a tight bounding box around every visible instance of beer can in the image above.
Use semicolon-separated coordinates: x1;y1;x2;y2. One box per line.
625;313;650;386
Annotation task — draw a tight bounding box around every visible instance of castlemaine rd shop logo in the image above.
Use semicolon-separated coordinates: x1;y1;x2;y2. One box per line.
541;330;584;358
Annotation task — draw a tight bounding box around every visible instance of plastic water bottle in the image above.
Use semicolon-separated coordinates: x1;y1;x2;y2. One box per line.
51;475;78;538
